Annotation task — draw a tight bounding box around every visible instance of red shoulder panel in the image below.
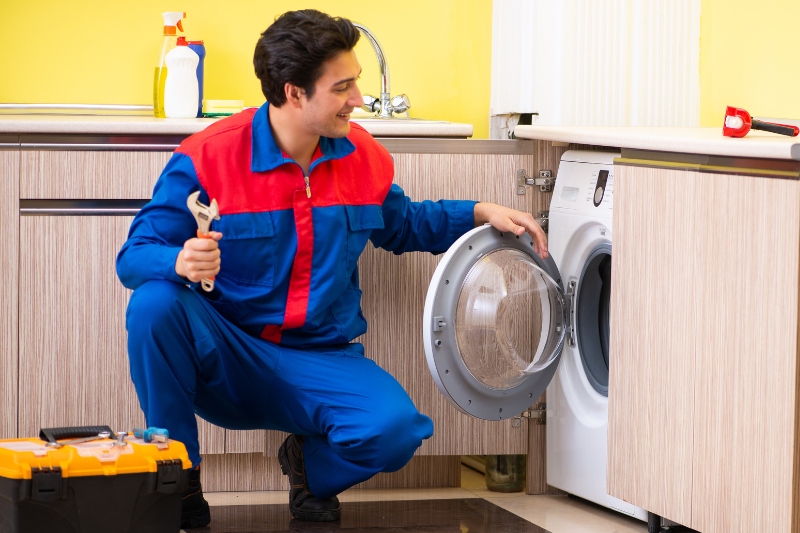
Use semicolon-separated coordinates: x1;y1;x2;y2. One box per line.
176;115;395;214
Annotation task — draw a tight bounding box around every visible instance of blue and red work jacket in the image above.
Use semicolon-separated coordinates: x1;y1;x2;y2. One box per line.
116;102;477;349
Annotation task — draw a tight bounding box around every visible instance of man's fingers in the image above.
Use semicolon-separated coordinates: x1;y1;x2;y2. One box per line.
187;237;220;251
512;215;548;259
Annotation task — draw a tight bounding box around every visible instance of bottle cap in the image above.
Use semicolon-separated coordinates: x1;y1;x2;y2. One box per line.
176;36;188;46
187;40;204;45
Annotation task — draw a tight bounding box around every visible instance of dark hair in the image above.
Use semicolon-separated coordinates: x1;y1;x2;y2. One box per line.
254;10;360;106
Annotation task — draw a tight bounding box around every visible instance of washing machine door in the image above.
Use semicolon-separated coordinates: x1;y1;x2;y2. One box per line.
423;224;566;420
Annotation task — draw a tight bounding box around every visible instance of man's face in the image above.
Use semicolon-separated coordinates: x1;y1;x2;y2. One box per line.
300;49;363;139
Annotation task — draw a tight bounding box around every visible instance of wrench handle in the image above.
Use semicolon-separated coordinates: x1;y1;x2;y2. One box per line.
196;229;216;291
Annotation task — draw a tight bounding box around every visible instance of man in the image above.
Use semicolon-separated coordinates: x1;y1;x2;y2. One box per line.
117;9;548;528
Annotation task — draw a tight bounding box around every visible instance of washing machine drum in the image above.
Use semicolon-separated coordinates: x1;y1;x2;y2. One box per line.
576;247;612;397
423;225;566;420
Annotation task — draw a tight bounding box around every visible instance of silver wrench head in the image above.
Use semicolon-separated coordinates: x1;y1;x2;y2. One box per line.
187;191;220;234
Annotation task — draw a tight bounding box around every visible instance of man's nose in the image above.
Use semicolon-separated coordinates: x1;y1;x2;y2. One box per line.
347;82;363;107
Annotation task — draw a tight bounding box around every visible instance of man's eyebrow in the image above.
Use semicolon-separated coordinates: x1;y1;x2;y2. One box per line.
333;68;362;86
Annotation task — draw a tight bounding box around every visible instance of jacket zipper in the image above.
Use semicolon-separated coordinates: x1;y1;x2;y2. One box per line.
304;175;311;198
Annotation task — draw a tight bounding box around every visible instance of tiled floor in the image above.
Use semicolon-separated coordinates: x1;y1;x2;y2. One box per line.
190;466;649;533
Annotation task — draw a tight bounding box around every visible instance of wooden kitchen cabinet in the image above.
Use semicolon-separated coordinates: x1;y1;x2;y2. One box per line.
8;135;566;492
608;161;800;532
18;215;143;435
16;147;225;454
0;141;20;440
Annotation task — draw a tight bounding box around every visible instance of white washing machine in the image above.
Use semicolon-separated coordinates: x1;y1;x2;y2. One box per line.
545;151;646;520
421;150;645;522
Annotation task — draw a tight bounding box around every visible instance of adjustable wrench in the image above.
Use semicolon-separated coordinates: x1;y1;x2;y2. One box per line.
187;191;221;292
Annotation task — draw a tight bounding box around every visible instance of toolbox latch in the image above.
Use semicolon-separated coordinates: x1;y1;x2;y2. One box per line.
155;459;183;494
30;466;66;502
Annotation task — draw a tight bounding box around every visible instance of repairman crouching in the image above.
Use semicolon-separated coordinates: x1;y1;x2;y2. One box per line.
116;9;549;529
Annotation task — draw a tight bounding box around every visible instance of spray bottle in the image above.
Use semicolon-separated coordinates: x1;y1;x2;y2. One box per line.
154;12;186;118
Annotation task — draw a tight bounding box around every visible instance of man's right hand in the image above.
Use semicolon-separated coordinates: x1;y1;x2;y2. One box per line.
175;231;223;283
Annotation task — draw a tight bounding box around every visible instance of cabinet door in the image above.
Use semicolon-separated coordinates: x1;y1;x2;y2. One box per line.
608;165;800;531
18;214;226;453
0;149;19;439
357;151;544;455
18;216;143;436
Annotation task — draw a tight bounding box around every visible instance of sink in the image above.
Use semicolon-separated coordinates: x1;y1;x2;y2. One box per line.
352;117;449;124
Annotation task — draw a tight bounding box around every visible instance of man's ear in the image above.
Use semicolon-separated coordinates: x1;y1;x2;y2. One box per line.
284;83;306;109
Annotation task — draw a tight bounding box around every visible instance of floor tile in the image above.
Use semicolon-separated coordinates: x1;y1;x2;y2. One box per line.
186;498;550;532
199;464;650;533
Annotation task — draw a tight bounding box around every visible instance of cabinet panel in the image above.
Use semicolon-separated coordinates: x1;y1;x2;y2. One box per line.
689;172;799;533
18;216;144;435
20;151;172;199
609;166;800;531
17;215;226;452
225;429;266;453
608;166;697;525
358;151;543;456
1;151;19;439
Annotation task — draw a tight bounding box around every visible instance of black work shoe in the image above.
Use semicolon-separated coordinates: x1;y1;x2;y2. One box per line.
278;434;341;522
181;467;211;529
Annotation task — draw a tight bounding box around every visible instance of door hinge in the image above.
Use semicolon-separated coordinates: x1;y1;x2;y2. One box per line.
516;169;554;194
511;402;547;427
537;211;549;234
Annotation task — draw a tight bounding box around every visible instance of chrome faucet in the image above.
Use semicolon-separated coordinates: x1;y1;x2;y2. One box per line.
353;23;411;118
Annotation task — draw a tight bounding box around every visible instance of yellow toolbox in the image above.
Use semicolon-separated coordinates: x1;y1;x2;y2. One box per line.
0;426;191;533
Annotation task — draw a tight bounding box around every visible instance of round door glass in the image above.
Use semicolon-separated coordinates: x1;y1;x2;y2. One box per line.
455;248;565;390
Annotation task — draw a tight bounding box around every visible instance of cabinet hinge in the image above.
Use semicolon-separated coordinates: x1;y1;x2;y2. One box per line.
516;169;554;194
537;211;549;234
511;402;547;427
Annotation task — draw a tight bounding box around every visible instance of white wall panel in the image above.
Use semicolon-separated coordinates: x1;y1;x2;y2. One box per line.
491;0;700;127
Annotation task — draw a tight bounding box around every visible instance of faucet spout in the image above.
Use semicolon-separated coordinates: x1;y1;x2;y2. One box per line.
353;23;393;118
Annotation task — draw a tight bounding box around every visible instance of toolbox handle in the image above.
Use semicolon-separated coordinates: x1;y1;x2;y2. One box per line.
39;425;116;444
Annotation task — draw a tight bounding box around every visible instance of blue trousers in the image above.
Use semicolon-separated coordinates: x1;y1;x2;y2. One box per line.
126;280;433;498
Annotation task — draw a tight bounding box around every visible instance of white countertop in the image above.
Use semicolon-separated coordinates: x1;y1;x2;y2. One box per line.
0;114;473;138
514;125;800;161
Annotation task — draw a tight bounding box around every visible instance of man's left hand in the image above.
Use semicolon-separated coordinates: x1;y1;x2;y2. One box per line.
474;202;548;259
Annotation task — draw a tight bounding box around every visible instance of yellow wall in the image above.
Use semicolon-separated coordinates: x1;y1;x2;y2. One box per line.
0;1;492;138
700;0;800;126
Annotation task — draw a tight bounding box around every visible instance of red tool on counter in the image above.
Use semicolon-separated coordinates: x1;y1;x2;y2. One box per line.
722;106;799;138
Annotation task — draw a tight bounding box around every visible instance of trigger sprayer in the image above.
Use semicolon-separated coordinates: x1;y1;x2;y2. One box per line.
154;11;186;118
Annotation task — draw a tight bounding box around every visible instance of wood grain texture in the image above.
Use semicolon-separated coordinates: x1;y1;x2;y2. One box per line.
689;171;800;533
16;215;223;452
18;216;145;436
0;151;19;439
13;142;567;492
200;453;459;492
198;417;225;455
609;165;800;531
20;151;171;199
358;152;532;456
225;429;266;453
607;166;696;524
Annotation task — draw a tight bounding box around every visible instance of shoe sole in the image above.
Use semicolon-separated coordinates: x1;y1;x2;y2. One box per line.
181;500;211;529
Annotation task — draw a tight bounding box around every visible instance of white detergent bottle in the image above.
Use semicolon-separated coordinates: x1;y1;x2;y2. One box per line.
164;37;199;118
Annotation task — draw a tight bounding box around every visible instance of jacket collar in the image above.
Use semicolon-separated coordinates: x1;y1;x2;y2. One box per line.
251;101;356;173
